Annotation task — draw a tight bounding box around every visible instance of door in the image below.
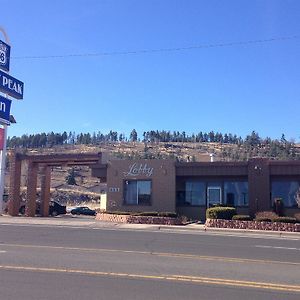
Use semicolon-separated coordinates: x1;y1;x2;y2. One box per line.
207;186;222;207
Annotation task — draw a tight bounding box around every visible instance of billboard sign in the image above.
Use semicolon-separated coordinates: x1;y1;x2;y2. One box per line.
0;70;24;99
0;95;12;125
0;40;10;72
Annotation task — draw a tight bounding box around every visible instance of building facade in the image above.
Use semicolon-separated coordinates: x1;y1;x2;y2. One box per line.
91;158;300;220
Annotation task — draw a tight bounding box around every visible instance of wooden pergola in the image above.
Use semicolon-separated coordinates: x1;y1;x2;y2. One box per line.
8;151;102;217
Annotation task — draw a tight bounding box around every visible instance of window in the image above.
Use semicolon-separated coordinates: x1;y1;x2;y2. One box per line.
271;181;299;208
177;180;249;207
224;181;248;207
182;181;206;206
124;180;151;205
207;182;222;206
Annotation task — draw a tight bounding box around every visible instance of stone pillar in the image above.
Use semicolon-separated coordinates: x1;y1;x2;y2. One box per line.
248;158;270;216
8;152;22;216
40;165;51;217
25;161;38;217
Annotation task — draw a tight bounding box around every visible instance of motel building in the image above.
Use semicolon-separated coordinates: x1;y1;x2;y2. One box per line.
91;157;300;220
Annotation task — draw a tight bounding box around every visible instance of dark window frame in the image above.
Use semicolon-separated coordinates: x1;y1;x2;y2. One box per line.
176;178;249;208
223;181;249;207
271;179;300;208
123;179;152;206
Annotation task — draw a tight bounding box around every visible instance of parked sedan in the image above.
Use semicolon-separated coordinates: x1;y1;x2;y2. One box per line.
70;206;96;216
19;200;66;216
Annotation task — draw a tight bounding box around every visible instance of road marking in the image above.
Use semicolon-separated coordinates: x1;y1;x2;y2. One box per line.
0;250;6;253
2;243;299;266
0;264;299;293
256;245;300;251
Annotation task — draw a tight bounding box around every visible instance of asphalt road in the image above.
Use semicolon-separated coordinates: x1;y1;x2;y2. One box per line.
0;222;299;299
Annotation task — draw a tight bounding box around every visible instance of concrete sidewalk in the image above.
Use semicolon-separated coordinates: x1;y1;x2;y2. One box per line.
0;214;300;239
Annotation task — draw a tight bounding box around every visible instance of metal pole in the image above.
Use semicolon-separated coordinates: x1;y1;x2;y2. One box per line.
0;124;7;214
0;27;10;214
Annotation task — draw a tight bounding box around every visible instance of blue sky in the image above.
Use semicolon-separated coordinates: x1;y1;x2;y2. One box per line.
1;0;300;141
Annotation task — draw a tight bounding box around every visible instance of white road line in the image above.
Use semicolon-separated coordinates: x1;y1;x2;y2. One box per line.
256;245;300;251
0;250;6;253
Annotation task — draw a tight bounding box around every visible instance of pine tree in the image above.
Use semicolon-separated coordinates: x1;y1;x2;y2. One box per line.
65;168;77;185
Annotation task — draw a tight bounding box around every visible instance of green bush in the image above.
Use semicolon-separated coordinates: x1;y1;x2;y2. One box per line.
272;217;297;224
135;211;159;216
105;211;132;215
206;207;237;220
158;212;178;218
232;215;252;221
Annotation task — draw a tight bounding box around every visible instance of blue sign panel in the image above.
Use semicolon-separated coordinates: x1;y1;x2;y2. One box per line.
0;95;12;124
0;40;10;72
0;70;24;99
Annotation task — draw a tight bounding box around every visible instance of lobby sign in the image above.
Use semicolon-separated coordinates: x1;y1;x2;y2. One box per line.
0;39;10;72
0;69;24;99
0;95;12;125
123;163;154;177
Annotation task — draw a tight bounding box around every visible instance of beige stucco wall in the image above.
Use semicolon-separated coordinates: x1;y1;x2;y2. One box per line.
107;159;176;213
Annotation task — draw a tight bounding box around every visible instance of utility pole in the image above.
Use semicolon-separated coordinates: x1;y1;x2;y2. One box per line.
0;27;10;214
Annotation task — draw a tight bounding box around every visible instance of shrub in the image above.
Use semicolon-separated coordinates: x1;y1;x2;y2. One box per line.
255;211;278;222
206;207;237;220
105;211;132;215
158;212;178;218
232;215;252;221
272;217;298;224
135;212;178;218
295;213;300;222
135;211;159;217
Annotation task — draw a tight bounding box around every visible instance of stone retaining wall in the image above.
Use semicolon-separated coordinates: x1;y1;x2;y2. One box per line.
96;213;183;225
205;219;300;232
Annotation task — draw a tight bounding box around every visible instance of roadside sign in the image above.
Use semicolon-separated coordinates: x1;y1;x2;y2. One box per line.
0;95;12;125
0;39;10;72
0;69;24;99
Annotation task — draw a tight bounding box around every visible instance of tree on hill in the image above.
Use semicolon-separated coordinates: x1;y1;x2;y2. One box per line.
65;168;77;185
130;129;138;142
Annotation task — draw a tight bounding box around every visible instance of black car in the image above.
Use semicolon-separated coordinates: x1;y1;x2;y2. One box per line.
19;200;66;216
70;206;96;216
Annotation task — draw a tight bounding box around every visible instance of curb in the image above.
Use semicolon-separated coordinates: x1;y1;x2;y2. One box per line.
1;215;300;238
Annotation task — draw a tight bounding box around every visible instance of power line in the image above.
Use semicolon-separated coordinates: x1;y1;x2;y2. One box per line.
11;35;300;60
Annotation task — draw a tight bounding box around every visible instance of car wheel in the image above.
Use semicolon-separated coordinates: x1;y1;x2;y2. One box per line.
51;211;58;217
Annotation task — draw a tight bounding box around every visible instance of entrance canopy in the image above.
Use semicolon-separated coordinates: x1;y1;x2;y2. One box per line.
8;151;103;217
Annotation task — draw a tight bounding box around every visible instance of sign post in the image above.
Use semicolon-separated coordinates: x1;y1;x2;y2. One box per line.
0;28;22;214
0;123;7;213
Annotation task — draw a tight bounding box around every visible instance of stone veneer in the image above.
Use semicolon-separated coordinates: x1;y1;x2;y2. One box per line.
96;213;183;225
205;219;300;232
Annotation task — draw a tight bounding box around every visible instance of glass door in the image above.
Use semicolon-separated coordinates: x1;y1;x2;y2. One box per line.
207;185;222;207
